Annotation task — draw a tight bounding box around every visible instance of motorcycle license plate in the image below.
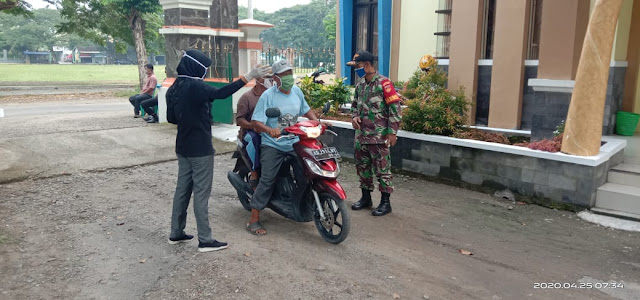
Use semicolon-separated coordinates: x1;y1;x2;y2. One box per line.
311;147;340;161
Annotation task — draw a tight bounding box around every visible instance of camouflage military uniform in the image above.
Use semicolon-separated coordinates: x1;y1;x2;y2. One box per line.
351;73;402;193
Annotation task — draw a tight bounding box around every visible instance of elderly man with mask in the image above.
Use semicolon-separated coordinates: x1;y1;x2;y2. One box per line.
165;49;271;252
246;59;319;236
235;76;274;189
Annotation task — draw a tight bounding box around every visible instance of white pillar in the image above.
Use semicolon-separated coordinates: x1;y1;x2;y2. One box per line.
238;19;274;75
158;86;168;123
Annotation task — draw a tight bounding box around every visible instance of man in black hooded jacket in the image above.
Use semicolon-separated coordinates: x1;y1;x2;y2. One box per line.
165;49;271;252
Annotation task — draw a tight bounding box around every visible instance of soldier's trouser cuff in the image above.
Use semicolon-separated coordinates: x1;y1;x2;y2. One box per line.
378;185;393;193
360;181;375;191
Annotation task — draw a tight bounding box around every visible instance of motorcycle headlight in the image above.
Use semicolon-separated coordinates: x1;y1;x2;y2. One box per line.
304;158;340;178
300;124;322;139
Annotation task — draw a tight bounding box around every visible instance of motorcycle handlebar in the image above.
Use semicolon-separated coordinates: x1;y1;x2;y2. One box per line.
274;123;335;141
275;133;295;142
325;129;338;136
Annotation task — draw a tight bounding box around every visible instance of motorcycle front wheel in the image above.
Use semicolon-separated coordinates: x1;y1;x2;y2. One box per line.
313;193;350;244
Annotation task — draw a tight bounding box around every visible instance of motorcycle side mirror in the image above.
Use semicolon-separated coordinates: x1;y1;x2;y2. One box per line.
322;102;331;115
266;107;281;118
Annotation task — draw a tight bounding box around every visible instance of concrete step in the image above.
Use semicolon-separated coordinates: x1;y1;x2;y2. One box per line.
591;207;640;222
608;164;640;188
607;168;640;188
611;163;640;174
595;183;640;216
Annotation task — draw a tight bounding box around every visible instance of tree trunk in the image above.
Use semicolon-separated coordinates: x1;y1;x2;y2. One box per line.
129;10;148;90
560;0;623;156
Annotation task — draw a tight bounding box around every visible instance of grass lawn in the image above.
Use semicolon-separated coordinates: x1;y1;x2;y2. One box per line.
0;64;167;84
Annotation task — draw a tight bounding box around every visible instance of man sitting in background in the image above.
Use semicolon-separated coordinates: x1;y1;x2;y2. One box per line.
129;64;157;118
141;96;159;123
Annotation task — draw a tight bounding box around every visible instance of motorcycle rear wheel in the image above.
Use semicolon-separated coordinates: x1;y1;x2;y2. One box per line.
313;193;350;244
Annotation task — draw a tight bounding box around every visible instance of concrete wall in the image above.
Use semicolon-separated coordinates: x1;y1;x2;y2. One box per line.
443;0;639;133
476;63;538;128
536;0;589;80
487;0;530;129
394;0;439;82
611;0;634;62
448;0;484;125
320;124;625;209
475;64;492;126
529;65;626;140
626;0;640;120
440;60;624;134
606;65;629;135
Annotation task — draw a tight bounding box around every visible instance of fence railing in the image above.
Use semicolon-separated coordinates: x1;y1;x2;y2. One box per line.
1;55;24;63
261;46;336;75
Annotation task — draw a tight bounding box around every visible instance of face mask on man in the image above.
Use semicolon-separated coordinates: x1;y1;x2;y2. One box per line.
355;67;366;78
261;78;274;89
276;74;294;91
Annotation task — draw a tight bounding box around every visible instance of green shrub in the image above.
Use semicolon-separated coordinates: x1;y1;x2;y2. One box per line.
299;76;352;112
400;65;469;136
299;76;325;108
402;67;448;100
402;87;468;136
553;120;565;137
393;80;405;90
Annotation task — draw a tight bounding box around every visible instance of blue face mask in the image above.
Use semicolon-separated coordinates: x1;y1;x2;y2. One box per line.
355;67;366;78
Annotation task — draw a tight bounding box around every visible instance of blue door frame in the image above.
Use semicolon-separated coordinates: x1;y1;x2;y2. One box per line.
339;0;392;84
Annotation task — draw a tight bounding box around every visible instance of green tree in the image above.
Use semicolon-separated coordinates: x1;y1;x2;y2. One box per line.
0;8;93;60
323;8;336;41
237;5;270;22
58;0;163;89
262;0;335;48
238;0;336;49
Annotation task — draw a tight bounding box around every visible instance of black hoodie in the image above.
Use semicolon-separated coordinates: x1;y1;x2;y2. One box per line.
166;49;246;157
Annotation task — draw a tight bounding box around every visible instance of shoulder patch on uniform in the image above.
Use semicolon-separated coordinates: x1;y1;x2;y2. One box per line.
381;79;400;104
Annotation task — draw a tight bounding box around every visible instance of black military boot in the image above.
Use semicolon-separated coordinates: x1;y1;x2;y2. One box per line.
351;189;373;210
372;192;392;216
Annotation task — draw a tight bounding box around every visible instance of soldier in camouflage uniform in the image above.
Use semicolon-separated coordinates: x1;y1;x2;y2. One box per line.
347;50;402;216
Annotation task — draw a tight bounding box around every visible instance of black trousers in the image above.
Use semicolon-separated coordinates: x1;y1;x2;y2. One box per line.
141;96;158;115
129;93;152;114
251;145;305;211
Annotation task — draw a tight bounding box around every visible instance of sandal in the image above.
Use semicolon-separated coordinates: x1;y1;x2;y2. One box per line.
246;221;267;236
